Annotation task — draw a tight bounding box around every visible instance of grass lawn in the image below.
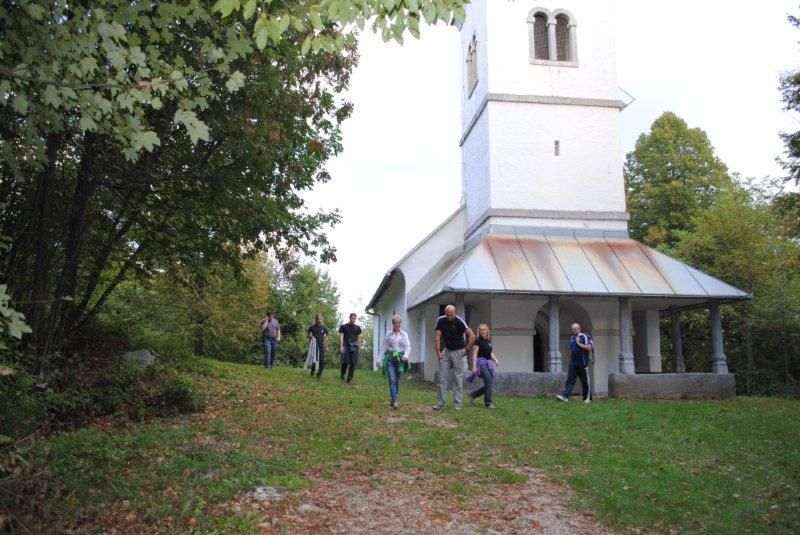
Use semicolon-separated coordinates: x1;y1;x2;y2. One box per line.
13;359;800;533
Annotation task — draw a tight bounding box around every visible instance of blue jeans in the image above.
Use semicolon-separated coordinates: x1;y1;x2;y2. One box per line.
471;363;494;405
386;358;401;403
263;338;277;368
562;363;590;401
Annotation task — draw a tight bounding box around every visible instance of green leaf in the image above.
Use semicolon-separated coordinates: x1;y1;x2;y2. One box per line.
242;0;256;19
11;94;28;114
212;0;240;18
80;57;98;76
132;130;161;152
309;11;323;31
174;109;210;144
26;3;46;21
301;36;312;55
422;4;436;24
43;85;61;108
225;70;246;93
79;113;97;132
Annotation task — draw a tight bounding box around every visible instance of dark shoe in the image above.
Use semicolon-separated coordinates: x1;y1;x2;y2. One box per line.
432;404;445;411
556;394;568;402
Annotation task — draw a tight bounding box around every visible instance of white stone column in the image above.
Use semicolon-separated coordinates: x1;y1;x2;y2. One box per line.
710;303;729;373
455;293;465;320
547;19;558;61
547;295;562;372
418;314;426;365
618;298;635;374
670;306;685;373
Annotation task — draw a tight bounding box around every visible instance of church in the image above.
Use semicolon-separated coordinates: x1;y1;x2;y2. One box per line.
365;0;750;398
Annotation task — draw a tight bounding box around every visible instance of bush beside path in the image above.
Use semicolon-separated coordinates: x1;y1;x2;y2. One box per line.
5;359;799;533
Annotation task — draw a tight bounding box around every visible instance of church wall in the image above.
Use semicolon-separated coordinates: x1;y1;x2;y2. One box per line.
571;300;620;396
396;208;466;292
461;112;491;230
487;298;546;373
485;0;618;101
460;0;489;130
488;102;625;216
372;273;406;368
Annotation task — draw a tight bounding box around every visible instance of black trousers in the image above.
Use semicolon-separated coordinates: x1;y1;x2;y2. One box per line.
561;363;590;400
309;348;325;377
340;348;359;382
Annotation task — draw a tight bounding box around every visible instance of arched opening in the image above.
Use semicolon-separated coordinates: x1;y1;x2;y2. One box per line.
555;14;571;61
533;13;549;60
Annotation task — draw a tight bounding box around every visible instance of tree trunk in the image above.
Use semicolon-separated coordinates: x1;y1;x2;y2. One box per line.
52;133;98;351
26;133;61;377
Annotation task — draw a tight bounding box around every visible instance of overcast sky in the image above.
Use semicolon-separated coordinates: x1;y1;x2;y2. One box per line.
304;0;800;320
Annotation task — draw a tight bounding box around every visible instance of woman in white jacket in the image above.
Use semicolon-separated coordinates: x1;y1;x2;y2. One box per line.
380;315;411;409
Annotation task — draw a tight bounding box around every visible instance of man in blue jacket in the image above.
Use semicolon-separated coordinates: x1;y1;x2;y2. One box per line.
556;323;592;403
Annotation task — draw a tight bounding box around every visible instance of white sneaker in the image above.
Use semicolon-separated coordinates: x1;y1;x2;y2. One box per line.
556;394;568;402
584;398;591;403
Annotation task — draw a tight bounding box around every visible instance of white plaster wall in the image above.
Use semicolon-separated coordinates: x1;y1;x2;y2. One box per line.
485;0;619;100
461;111;491;230
488;102;625;215
488;298;544;372
394;208;466;292
374;273;407;367
423;304;441;382
460;0;489;130
570;300;621;396
633;310;662;373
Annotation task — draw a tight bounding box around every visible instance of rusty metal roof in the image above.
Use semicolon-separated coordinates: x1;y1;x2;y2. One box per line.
406;231;751;309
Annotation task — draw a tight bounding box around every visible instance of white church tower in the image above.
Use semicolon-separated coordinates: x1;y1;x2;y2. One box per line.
367;1;747;399
459;0;628;239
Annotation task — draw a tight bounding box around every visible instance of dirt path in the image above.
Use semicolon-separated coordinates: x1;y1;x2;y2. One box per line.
226;465;612;534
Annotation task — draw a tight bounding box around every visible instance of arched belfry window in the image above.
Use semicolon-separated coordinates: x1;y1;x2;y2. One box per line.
466;34;478;96
555;14;571;61
533;13;549;60
527;8;577;66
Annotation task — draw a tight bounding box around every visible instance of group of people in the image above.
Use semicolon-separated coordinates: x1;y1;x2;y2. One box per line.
259;311;364;385
259;304;593;410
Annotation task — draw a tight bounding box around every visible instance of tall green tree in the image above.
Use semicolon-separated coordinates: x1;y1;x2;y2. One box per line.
779;14;800;187
624;112;732;248
1;28;352;375
669;181;800;396
777;13;800;240
267;260;340;366
0;0;467;374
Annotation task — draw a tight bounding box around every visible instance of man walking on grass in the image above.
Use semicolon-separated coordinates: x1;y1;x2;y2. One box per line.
433;305;475;411
260;312;281;368
307;314;329;379
339;313;363;385
556;323;592;403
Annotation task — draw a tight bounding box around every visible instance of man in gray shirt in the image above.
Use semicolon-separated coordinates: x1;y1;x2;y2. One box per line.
260;312;281;368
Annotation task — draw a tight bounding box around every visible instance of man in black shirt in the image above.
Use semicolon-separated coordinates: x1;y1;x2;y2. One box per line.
307;314;329;378
338;313;363;385
433;305;475;410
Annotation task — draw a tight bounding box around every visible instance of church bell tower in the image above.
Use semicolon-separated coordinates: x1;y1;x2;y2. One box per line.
459;0;628;239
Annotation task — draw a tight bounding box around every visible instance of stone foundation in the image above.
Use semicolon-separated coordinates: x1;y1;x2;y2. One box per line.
608;373;736;399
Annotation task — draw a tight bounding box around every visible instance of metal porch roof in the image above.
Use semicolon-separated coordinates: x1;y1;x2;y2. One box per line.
406;231;751;309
